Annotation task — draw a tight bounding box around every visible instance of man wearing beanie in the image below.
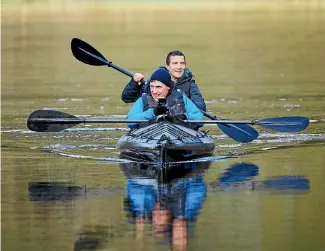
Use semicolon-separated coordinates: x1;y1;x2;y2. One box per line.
126;68;204;129
121;51;206;112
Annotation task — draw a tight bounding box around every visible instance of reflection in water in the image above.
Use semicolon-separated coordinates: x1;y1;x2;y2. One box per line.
28;161;310;250
28;182;120;201
253;175;310;191
216;162;259;186
213;162;310;192
28;182;86;201
73;226;108;251
121;161;310;250
121;161;210;251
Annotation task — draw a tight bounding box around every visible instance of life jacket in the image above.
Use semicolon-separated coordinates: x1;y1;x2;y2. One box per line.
142;90;186;116
175;68;193;97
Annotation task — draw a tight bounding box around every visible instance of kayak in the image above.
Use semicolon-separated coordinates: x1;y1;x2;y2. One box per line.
117;121;215;162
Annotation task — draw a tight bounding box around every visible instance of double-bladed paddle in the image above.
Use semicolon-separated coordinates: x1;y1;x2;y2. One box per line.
71;38;262;143
27;110;310;133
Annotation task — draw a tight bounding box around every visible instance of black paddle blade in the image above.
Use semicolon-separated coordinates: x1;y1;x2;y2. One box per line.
71;38;110;66
27;110;80;132
258;116;309;132
217;123;259;143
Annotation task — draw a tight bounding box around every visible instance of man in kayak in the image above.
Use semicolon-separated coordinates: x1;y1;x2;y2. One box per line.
126;68;204;129
121;50;207;111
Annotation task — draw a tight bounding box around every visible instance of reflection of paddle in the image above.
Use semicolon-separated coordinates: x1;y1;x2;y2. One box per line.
28;182;120;201
214;163;310;192
28;182;84;201
254;176;310;191
71;38;259;143
27;109;310;133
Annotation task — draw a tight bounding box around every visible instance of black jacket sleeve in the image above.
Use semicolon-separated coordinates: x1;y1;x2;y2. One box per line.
189;81;206;112
121;79;144;103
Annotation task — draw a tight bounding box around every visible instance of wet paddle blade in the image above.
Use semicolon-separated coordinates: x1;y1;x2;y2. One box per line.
257;116;310;132
201;110;259;143
71;38;109;66
27;110;80;132
217;123;259;143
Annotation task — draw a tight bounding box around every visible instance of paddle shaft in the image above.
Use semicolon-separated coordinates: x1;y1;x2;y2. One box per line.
27;109;309;133
30;118;147;124
201;110;218;120
78;47;146;84
29;117;300;126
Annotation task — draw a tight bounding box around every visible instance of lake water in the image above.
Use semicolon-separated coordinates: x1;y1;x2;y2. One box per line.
2;1;325;251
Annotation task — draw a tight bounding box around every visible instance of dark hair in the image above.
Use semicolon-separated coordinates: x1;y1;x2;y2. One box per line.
166;50;186;65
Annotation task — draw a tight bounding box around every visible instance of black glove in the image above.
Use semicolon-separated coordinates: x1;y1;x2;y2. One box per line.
154;104;168;116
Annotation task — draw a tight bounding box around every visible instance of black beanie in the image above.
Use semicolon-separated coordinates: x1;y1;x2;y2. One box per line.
150;69;174;88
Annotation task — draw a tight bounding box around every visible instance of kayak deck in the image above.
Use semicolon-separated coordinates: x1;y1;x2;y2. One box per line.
117;121;215;162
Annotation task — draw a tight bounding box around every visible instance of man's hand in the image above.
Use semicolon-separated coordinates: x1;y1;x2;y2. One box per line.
133;73;145;85
154;104;168;115
174;114;187;120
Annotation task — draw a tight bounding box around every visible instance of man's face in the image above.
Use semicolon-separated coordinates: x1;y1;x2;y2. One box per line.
166;55;186;82
150;80;170;101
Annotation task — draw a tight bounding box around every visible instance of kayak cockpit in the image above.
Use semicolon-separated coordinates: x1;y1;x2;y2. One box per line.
118;121;215;162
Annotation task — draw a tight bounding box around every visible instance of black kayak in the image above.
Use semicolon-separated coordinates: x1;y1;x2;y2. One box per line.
117;121;215;162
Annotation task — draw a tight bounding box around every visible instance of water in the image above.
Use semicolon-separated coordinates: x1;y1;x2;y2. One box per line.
2;1;325;251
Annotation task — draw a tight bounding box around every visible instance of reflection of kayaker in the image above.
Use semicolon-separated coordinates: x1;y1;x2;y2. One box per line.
125;173;207;220
123;161;209;250
27;160;310;251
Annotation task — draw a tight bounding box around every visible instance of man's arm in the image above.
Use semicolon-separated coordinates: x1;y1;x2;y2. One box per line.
126;98;155;128
183;96;204;121
189;81;206;112
121;73;146;103
121;79;144;103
